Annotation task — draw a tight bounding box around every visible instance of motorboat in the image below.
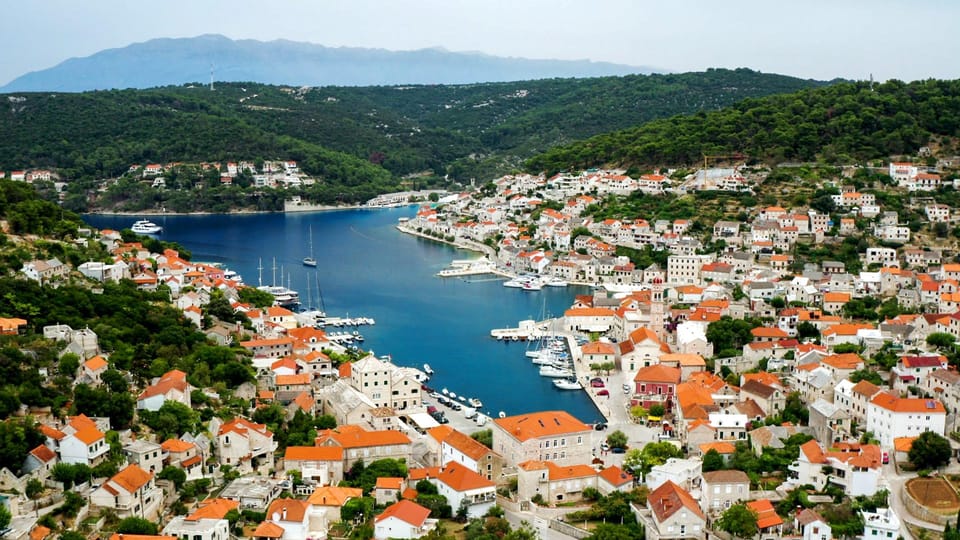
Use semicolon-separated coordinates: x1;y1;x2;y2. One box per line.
257;285;301;308
468;397;483;408
553;379;582;390
539;365;575;378
423;364;434;375
522;280;543;291
131;220;162;234
543;276;568;287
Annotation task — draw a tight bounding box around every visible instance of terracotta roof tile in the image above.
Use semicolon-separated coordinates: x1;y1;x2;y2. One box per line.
375;500;431;527
493;411;590;442
438;461;495;491
648;480;704;522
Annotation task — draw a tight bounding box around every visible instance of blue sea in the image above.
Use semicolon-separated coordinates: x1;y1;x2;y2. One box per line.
83;209;602;422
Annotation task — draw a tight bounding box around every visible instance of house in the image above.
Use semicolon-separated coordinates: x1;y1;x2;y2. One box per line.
315;425;412;469
22;443;59;478
747;499;784;540
137;369;192;411
90;464;164;519
491;410;592;467
861;508;900;540
633;365;681;412
436;462;497;518
788;440;883;496
123;440;164;474
797;508;831;540
891;355;948;390
258;498;310;540
21;258;69;284
597;465;634;495
646;458;702;492
217;417;277;473
517;460;598;504
866;392;946;447
374;477;405;506
59;414;110;466
438;428;503;481
306;486;364;535
738;380;784;416
374;500;436;540
160;439;202;477
162;498;238;540
79;355;109;385
700;470;750;515
283;446;345;486
640;480;706;540
809;399;850;445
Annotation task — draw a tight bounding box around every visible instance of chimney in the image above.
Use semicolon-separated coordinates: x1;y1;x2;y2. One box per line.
282;507;287;520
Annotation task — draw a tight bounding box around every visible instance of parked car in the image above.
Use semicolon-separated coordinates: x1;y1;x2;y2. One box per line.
594;422;608;431
427;405;438;415
600;442;610;452
622;383;632;394
597;389;610;396
611;447;627;454
590;378;605;388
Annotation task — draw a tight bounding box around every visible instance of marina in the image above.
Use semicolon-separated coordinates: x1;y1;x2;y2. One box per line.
82;208;602;422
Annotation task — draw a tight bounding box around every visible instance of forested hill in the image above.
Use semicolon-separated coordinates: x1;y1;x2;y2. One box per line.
526;79;960;174
0;68;828;201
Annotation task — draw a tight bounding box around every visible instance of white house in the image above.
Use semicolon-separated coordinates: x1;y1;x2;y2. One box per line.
861;508;900;540
797;508;831;540
90;464;164;519
58;414;110;466
137;369;192;411
374;500;436;540
436;462;497;518
865;392;946;448
217;417;277;472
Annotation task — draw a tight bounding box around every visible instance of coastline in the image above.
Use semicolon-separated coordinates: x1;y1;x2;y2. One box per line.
84;204;368;216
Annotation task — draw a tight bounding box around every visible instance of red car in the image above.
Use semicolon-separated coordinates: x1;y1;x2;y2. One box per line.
597;389;610;396
590;378;605;388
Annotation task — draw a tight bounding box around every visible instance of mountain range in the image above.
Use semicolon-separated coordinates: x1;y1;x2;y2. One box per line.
0;34;658;92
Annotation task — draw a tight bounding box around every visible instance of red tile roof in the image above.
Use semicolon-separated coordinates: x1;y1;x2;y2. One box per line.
648;480;704;522
375;500;431;527
493;411;591;442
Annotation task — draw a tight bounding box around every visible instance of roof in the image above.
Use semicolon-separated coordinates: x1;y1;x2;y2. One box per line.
851;380;881;397
376;477;404;490
740;380;778;399
699;441;736;455
582;342;617;355
284;446;344;461
307;486;363;507
647;480;705;523
138;369;189;401
160;439;195;453
493;411;591;442
751;327;789;338
799;440;827;464
187;498;240;521
29;526;51;540
821;353;863;370
375;500;431;527
702;470;750;484
266;498;309;523
407;467;441;481
901;355;947;368
633;364;681;384
316;424;411;448
870;392;946;414
797;508;826;527
251;521;285;538
442;429;495;461
437;461;495;491
110;464;154;494
746;499;783;529
218;417;273;439
83;355;108;371
598;465;634;487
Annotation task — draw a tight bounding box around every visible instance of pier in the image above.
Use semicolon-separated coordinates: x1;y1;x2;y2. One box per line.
490;319;559;341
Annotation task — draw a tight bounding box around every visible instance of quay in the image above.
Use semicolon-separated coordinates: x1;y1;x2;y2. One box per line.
490;319;556;340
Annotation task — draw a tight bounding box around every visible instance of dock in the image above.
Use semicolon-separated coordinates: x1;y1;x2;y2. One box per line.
490;318;560;341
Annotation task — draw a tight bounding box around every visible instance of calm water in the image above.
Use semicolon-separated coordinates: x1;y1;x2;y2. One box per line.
83;209;601;422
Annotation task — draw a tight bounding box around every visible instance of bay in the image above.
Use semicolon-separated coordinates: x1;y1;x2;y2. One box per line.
83;209;602;422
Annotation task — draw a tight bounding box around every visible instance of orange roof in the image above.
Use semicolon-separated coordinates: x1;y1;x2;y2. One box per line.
493;411;591;442
582;342;617;355
29;526;51;540
138;370;189;401
699;441;736;454
338;362;352;378
598;465;633;487
266;498;309;523
634;364;681;384
308;486;363;507
851;380;881;397
83;355;108;371
252;521;284;538
437;461;495;491
376;477;404;490
275;373;311;386
40;424;65;440
747;499;783;529
894;437;917;452
30;444;57;463
659;353;706;367
544;461;598;481
426;425;456;443
408;467;441;481
564;307;616;317
285;446;344;461
822;323;874;336
442;429;495;461
799;440;827;463
110;464;154;494
822;353;863;370
648;480;704;522
160;438;196;453
751;327;789;338
316;424;411;448
108;536;176;540
187;498;239;521
376;500;431;527
870;392;946;414
741;372;781;388
823;292;851;303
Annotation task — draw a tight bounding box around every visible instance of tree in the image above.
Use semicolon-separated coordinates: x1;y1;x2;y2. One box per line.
648;404;665;418
781;391;809;425
716;503;759;539
606;430;628;449
158;465;187;489
630;442;683;475
849;368;883;386
26;477;44;499
928;333;957;350
0;503;10;531
797;321;820;341
707;317;760;354
909;431;952;470
117;517;159;535
471;429;492;449
702;449;725;472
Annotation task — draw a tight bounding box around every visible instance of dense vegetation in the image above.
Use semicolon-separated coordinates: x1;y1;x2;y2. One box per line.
527;79;960;173
0;69;826;210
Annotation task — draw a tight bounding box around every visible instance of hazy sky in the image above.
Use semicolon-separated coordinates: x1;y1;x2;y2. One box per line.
3;0;958;85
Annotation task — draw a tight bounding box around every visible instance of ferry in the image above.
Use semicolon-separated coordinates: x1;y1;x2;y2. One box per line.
131;220;163;234
257;285;301;308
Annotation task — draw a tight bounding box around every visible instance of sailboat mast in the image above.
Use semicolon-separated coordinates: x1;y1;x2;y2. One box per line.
257;258;263;287
271;258;277;287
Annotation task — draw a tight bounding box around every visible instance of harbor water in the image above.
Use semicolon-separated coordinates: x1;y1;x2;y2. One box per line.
83;208;602;422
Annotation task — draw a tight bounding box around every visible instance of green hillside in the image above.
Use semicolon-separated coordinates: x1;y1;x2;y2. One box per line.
0;69;827;210
526;79;960;174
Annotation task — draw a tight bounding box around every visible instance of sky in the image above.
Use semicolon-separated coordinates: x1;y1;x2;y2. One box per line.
3;0;959;86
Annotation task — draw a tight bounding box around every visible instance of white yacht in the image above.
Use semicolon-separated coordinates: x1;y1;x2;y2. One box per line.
539;365;575;378
553;379;581;390
131;220;163;234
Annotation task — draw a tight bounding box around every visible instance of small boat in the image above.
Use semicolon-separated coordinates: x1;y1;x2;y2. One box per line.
539;365;575;378
553;379;582;390
503;279;524;288
441;388;450;396
303;225;317;267
498;411;506;418
131;220;163;234
457;395;467;403
449;392;458;400
522;281;543;291
423;364;434;375
543;276;568;287
468;398;483;408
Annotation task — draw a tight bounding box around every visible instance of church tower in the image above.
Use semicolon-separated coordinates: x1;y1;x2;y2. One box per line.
650;277;666;341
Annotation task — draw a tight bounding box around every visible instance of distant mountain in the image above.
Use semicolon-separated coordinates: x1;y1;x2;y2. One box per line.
1;34;660;92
